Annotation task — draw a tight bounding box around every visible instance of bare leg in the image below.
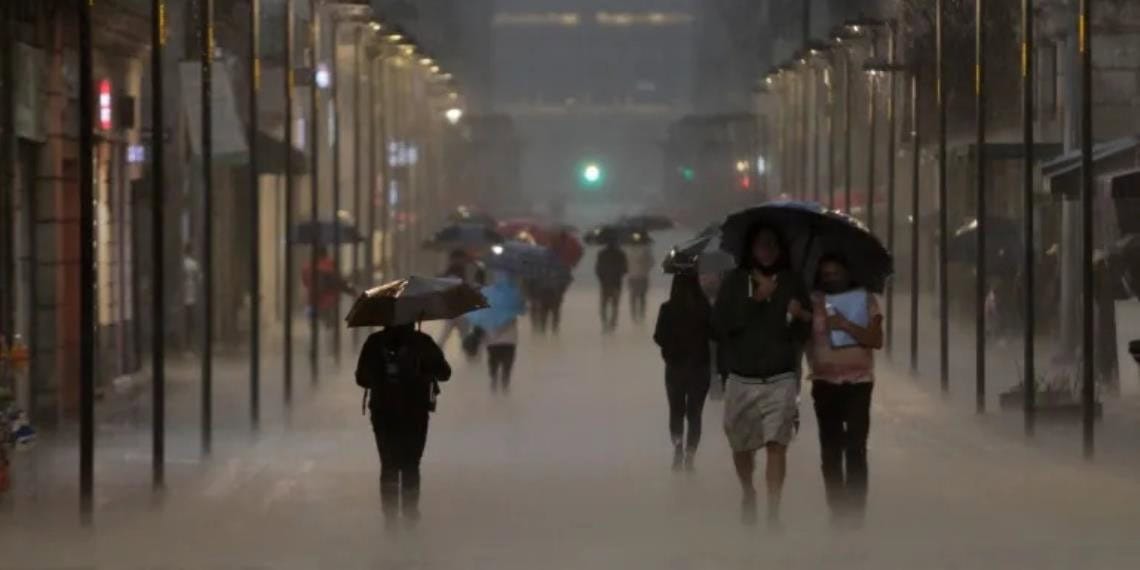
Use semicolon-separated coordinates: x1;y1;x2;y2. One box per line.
733;450;758;525
765;443;788;528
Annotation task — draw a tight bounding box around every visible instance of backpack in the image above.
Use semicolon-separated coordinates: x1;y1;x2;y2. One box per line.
360;336;440;414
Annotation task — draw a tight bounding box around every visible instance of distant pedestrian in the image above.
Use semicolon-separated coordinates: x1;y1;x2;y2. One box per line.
302;245;355;346
626;240;654;323
595;241;628;332
182;245;202;351
713;225;810;529
437;250;486;348
805;254;883;527
486;317;518;394
653;273;713;472
356;323;452;527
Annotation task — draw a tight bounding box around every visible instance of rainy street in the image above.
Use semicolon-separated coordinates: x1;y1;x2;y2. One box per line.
4;255;1140;569
4;0;1140;568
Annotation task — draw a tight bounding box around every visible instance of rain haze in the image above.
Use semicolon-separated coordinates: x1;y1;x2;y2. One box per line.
2;0;1140;568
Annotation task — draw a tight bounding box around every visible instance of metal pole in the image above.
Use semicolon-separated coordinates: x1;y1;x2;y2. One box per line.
801;69;809;201
937;0;950;394
1022;0;1036;436
330;19;341;363
249;0;261;429
867;30;879;231
352;26;363;344
1079;0;1095;459
309;0;320;380
151;0;167;489
909;71;921;374
366;49;377;289
378;53;394;277
812;66;821;203
283;0;295;405
885;25;898;355
975;0;988;414
827;59;836;210
200;0;214;455
78;0;96;523
844;49;853;214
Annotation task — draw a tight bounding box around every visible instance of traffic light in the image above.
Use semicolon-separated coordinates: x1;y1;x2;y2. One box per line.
680;166;695;182
578;161;605;190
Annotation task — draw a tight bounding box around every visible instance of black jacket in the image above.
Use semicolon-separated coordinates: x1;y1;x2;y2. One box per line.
712;268;809;378
653;301;713;365
595;246;628;288
356;328;452;413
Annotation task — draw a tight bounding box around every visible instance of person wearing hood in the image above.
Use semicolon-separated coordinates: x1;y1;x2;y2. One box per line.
356;323;452;527
653;273;713;471
805;253;883;527
713;224;811;529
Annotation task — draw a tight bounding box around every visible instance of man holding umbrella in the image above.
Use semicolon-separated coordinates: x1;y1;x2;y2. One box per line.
351;276;486;527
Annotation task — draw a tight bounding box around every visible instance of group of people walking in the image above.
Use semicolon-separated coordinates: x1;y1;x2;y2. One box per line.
594;239;655;332
654;224;883;529
351;214;883;531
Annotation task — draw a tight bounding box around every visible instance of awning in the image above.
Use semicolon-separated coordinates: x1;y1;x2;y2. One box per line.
180;61;248;166
254;131;309;175
1041;136;1140;197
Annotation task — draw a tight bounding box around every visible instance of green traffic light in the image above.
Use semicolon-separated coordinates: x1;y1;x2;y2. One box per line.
578;161;605;189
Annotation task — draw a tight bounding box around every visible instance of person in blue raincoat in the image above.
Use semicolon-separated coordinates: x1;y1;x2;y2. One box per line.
467;271;527;394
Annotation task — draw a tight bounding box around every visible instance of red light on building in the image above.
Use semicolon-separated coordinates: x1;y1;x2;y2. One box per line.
738;176;752;190
98;79;112;130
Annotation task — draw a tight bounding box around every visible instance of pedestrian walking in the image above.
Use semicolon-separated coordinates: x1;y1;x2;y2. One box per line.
653;273;713;472
469;272;525;394
437;250;486;348
302;245;355;346
595;241;628;333
356;323;452;527
182;245;202;352
805;254;883;527
713;225;811;529
626;240;654;323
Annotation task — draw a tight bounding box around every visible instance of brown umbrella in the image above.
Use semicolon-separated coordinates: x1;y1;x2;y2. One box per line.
345;276;488;328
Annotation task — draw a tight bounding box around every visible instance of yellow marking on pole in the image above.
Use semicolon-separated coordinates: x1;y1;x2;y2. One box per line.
1021;42;1028;78
159;1;167;46
254;58;261;90
1079;13;1087;54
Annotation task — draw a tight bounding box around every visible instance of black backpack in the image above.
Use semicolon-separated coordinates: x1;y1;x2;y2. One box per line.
360;337;440;413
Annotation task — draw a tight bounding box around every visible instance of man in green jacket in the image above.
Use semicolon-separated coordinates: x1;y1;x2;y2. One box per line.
714;225;810;529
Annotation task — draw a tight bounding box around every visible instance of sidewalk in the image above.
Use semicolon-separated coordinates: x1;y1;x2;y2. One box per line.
886;291;1140;479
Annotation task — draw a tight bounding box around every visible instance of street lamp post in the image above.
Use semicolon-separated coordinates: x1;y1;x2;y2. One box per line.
200;0;215;456
1021;0;1037;436
150;0;167;490
975;0;989;414
1079;0;1095;459
308;0;321;380
78;0;96;523
885;23;899;355
937;0;950;394
248;0;261;429
283;0;295;406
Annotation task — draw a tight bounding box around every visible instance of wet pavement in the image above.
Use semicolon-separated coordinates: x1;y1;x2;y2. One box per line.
3;275;1140;569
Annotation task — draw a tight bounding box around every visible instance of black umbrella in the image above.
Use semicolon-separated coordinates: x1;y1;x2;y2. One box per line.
424;223;504;251
663;224;736;274
720;200;893;293
618;214;675;232
447;206;497;227
345;276;488;328
584;225;653;246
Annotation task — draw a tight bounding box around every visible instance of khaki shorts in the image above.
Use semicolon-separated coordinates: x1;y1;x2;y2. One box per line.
723;374;799;451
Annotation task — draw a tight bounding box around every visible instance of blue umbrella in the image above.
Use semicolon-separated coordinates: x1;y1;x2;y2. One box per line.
466;278;526;332
720;200;893;293
485;241;571;283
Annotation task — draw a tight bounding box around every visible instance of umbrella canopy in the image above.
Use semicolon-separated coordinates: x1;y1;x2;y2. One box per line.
466;279;527;332
584;225;654;246
448;206;497;227
497;218;555;246
424;223;504;251
618;214;675;232
291;218;365;244
663;224;736;274
720;200;893;293
345;276;488;328
485;241;571;283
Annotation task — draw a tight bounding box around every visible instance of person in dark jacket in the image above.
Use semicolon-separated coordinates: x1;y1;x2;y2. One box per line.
356;323;452;527
595;241;629;332
653;273;713;472
713;224;811;529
